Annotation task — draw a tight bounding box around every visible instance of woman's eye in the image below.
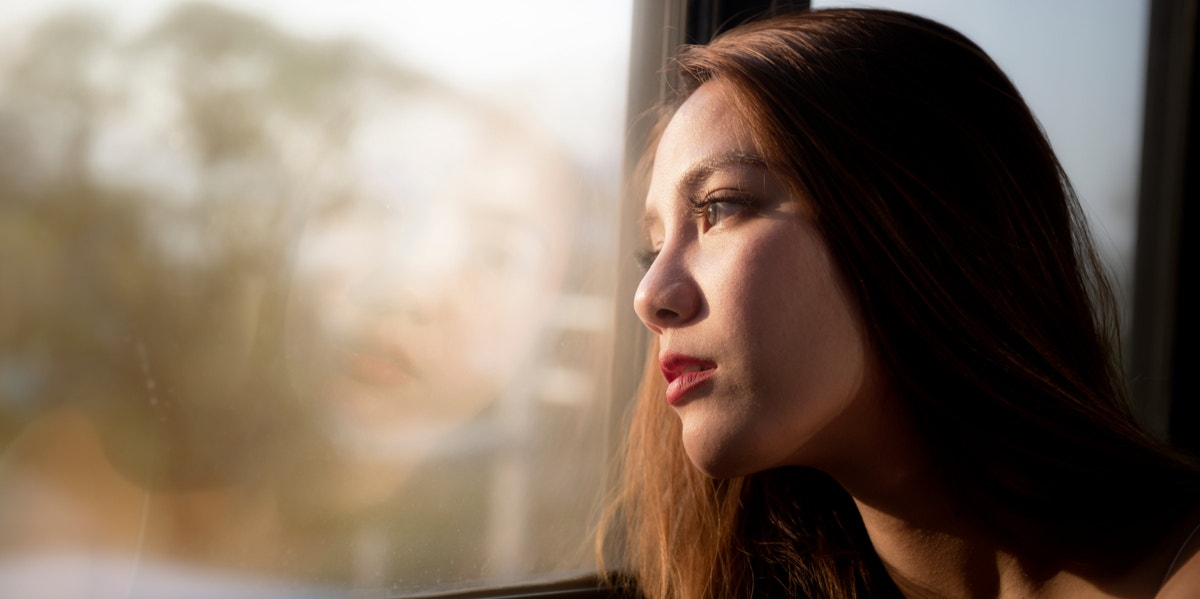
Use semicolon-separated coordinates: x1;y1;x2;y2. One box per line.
704;200;745;227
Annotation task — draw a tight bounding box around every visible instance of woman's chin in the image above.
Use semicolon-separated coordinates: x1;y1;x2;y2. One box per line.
682;442;753;480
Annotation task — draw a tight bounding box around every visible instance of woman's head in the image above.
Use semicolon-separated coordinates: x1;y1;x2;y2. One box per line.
640;7;1139;481
635;76;892;479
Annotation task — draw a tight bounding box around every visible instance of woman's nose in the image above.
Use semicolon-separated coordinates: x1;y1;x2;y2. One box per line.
350;235;458;325
351;268;445;325
633;249;701;334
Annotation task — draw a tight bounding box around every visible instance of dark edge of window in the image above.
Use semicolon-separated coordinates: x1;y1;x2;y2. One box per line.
1167;1;1200;455
1131;0;1198;449
383;573;635;599
685;0;812;44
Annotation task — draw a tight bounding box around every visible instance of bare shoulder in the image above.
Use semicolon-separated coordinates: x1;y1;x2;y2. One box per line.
1158;523;1200;599
0;408;141;550
1;407;105;479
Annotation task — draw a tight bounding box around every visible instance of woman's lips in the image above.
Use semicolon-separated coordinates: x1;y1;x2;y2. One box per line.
660;353;716;405
334;341;418;388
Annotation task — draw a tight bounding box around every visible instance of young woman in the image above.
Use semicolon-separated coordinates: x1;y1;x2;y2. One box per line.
603;8;1200;598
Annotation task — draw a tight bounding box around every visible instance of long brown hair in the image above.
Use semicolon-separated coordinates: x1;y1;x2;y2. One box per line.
601;8;1200;598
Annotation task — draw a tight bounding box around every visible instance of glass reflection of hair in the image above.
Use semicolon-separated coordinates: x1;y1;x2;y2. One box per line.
602;9;1200;599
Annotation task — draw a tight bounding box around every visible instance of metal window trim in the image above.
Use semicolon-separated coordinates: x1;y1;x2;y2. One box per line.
1131;0;1198;443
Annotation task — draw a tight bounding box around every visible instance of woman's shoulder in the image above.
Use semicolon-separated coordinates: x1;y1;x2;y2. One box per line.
1157;514;1200;599
0;407;144;550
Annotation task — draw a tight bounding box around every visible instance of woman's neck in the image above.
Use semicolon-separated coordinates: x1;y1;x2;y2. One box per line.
824;408;1175;599
850;490;1056;599
830;418;1011;598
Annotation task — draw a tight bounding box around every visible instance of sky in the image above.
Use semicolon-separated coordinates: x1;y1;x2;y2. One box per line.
3;0;633;85
2;0;634;176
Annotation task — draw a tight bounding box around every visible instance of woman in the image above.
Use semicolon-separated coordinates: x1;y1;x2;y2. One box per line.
603;8;1200;598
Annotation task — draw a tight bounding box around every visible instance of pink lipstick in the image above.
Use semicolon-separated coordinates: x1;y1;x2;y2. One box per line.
660;352;717;405
334;338;418;388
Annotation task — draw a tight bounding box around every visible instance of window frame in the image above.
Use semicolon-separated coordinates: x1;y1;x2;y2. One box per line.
1131;0;1199;450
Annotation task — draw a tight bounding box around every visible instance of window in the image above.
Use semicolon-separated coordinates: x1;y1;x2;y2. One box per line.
0;1;631;596
3;0;1195;597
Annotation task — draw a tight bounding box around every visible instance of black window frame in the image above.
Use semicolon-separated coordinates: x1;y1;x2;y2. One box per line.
1132;0;1199;452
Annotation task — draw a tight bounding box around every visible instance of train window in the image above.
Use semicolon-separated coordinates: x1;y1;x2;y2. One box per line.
0;1;630;597
4;0;1188;597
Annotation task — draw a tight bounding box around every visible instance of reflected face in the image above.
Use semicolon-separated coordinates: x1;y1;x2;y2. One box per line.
285;93;568;455
634;80;885;478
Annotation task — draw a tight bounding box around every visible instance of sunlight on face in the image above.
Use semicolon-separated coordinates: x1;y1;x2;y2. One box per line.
635;80;887;477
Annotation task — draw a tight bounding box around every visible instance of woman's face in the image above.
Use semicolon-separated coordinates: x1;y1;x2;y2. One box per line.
634;79;888;478
284;93;568;460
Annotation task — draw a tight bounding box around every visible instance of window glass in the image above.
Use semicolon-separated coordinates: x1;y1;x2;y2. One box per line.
0;1;630;596
813;0;1148;327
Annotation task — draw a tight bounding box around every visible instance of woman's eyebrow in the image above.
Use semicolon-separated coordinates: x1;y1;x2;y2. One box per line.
677;150;767;197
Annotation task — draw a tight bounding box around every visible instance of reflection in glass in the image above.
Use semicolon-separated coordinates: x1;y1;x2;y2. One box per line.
0;3;624;596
